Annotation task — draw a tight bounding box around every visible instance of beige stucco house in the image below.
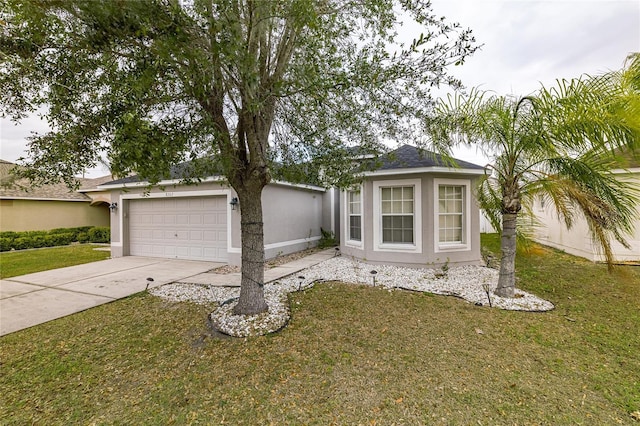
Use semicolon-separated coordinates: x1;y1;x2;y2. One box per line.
340;145;487;268
533;164;640;263
0;160;112;232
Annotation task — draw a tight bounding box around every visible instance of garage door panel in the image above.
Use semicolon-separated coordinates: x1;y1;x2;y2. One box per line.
128;196;228;262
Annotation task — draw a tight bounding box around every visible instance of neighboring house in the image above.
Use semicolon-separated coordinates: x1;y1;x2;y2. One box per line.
340;145;487;268
101;145;486;267
0;160;112;232
533;162;640;263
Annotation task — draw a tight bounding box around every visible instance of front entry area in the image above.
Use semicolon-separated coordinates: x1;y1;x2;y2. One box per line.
128;196;228;262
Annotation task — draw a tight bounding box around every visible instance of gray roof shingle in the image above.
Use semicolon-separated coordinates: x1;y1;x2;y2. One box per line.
373;145;485;171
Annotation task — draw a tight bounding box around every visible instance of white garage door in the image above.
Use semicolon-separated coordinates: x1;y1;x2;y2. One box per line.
128;196;228;262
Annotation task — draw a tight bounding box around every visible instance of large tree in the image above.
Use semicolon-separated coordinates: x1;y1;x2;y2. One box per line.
0;0;477;314
428;54;640;297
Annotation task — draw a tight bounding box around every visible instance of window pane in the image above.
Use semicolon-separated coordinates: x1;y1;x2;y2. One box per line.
403;230;414;243
392;187;403;199
383;229;392;242
392;200;402;213
382;200;392;214
381;188;391;201
402;201;413;213
402;216;413;231
403;187;413;199
392;216;402;228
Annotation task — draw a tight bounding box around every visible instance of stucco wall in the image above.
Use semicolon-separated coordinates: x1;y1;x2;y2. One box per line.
533;171;640;262
0;199;110;232
340;172;483;268
230;183;326;264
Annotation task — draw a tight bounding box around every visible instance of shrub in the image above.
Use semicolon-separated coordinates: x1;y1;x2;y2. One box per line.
45;233;74;247
11;237;32;251
30;236;48;249
88;227;110;243
0;226;110;250
0;231;20;240
0;238;13;252
24;230;48;239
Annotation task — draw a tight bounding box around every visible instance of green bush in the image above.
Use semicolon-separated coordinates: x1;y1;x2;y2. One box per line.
0;226;110;250
30;236;48;249
45;233;74;247
24;230;48;239
0;238;12;252
11;237;32;251
0;231;20;240
88;227;110;243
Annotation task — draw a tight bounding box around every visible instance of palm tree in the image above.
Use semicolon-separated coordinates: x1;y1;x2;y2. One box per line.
428;54;640;297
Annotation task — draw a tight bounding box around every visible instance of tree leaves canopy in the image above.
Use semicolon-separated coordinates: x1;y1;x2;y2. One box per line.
0;0;477;188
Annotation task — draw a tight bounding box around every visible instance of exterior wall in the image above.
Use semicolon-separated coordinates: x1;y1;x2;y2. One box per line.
533;171;640;262
108;180;327;265
0;199;110;232
229;183;326;264
340;172;483;269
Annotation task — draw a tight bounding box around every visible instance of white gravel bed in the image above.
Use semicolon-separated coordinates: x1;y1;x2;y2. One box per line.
150;257;554;338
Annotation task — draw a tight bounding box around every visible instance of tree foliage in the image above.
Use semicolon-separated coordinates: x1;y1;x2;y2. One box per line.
0;0;477;314
428;53;640;297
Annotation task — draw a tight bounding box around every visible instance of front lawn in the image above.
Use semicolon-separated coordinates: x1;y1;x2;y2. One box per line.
0;244;111;279
1;235;639;424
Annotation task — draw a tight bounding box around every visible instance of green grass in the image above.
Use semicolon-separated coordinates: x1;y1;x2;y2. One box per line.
0;244;111;279
1;235;639;424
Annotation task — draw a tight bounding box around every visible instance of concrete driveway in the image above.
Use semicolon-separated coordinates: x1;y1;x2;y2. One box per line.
0;257;222;336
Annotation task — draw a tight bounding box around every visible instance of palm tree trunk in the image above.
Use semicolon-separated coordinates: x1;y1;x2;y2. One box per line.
496;212;517;297
233;187;268;315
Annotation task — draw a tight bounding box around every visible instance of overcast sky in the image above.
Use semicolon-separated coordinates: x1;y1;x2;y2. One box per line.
0;0;638;175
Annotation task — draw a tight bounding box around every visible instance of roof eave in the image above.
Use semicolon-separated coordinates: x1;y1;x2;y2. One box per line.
362;166;488;177
97;175;226;190
98;175;327;192
0;196;91;202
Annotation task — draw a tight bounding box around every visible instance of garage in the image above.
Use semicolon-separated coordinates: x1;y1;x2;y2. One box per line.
128;196;228;262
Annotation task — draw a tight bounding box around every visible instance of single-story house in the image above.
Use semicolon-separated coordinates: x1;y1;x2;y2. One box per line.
101;145;487;267
340;145;487;268
533;163;640;263
0;159;112;232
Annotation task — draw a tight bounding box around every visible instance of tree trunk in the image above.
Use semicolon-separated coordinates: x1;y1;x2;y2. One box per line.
495;212;517;297
232;186;268;315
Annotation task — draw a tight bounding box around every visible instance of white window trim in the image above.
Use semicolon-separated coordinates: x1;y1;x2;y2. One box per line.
373;179;422;253
344;186;363;248
434;178;471;253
